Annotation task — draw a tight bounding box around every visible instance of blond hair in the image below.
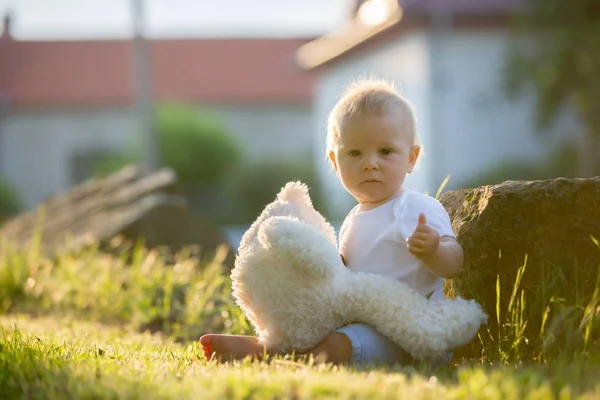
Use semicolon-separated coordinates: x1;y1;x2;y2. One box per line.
325;78;421;163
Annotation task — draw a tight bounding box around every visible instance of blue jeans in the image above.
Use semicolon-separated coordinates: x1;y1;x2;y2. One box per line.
336;323;452;367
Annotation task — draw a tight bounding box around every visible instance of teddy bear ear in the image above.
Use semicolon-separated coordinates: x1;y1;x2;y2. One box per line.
277;181;311;205
258;216;341;280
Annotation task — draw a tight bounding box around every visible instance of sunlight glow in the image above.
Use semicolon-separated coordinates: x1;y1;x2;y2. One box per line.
357;0;395;26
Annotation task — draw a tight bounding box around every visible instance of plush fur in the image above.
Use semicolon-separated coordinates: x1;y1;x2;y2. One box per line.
231;181;487;361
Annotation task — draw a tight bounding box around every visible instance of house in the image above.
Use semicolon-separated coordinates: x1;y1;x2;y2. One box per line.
0;14;316;208
294;0;576;220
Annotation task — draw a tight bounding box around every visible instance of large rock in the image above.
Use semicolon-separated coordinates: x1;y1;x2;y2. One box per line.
439;177;600;358
0;166;233;266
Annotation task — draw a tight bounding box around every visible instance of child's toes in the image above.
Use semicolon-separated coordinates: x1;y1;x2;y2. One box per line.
202;346;212;360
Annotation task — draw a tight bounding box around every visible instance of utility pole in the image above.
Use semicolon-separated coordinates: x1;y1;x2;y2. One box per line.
131;0;160;173
1;12;14;177
0;92;10;177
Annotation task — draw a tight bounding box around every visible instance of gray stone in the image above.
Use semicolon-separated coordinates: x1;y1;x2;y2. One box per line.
439;177;600;358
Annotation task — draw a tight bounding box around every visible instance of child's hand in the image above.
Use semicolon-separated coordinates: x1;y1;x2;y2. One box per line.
407;214;439;259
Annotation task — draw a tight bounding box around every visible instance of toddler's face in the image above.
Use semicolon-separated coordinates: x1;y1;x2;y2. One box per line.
330;113;419;210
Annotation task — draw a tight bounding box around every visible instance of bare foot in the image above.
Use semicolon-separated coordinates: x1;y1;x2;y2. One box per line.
199;334;266;362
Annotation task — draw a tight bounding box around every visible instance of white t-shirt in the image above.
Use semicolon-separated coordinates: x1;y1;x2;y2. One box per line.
338;188;456;301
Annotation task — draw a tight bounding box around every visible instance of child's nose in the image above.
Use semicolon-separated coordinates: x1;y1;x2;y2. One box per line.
362;156;379;170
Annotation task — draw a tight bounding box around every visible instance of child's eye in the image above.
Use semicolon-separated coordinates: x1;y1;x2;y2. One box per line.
347;150;361;157
380;148;393;155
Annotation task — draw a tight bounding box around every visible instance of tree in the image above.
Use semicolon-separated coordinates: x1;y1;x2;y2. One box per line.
505;0;600;177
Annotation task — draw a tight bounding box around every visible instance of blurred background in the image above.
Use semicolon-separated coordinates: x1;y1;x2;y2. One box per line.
0;0;598;251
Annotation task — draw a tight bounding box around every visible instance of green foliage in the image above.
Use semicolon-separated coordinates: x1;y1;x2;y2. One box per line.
223;160;329;224
0;238;250;342
471;255;600;364
459;144;578;188
0;177;21;224
157;105;243;188
92;104;243;189
505;0;600;130
504;0;600;173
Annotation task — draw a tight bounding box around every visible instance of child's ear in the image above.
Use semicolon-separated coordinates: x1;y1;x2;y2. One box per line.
408;145;420;173
329;151;338;173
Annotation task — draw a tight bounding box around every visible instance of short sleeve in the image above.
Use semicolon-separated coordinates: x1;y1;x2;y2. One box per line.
338;204;359;243
393;191;456;242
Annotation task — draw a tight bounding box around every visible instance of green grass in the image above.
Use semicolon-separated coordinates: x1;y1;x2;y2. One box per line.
1;234;600;399
458;252;600;365
0;236;250;342
2;315;599;399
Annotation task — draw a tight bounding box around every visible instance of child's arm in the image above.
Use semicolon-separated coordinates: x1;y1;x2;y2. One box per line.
406;213;463;278
416;236;463;278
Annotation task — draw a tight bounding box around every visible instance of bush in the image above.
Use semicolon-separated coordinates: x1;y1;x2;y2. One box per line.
92;104;243;190
157;105;243;188
222;160;329;225
0;177;21;224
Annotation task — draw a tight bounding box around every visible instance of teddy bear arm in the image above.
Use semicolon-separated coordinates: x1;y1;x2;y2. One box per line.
342;274;477;360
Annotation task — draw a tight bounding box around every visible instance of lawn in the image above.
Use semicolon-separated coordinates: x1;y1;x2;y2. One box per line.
3;315;599;400
1;237;599;399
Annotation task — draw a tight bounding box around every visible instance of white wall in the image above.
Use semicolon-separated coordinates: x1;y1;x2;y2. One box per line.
0;108;135;208
206;105;313;161
312;32;433;221
428;28;575;189
0;104;313;209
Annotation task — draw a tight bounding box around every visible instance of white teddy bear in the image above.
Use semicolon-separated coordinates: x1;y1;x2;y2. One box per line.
231;181;487;361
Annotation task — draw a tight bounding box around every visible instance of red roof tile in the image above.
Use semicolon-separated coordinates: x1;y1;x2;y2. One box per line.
152;39;313;104
0;38;315;108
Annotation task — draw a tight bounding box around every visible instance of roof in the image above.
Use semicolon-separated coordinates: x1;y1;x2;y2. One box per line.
296;0;522;71
0;37;315;109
